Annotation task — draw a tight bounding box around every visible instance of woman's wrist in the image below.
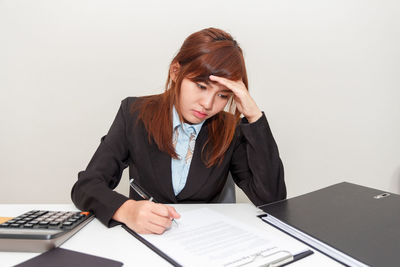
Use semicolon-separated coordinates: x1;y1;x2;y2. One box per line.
112;199;136;223
245;110;263;123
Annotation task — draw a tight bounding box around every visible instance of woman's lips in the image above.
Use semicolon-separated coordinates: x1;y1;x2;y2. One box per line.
193;110;207;119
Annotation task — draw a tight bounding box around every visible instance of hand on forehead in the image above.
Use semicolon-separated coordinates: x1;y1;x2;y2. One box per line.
208;80;231;92
209;75;245;95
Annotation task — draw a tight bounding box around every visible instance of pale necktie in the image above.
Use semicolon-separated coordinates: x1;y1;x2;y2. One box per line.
173;127;196;164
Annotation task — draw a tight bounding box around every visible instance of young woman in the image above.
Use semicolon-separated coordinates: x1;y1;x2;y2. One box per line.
71;27;286;234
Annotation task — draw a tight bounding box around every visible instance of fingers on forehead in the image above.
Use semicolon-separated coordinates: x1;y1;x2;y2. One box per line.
207;79;231;91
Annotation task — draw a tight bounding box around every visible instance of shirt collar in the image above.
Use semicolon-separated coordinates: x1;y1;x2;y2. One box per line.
172;106;204;135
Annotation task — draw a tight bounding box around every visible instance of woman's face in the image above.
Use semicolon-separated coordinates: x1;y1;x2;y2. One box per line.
178;78;232;124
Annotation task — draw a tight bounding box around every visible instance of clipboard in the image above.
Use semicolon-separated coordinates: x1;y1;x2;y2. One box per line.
122;224;182;267
121;208;314;267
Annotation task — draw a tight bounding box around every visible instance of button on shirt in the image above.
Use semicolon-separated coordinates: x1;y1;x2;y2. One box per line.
171;107;205;196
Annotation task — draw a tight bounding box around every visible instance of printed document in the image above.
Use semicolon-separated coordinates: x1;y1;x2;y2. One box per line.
141;208;310;267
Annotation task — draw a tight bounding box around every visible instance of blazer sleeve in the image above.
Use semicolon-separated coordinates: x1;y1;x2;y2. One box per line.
230;113;286;206
71;98;132;227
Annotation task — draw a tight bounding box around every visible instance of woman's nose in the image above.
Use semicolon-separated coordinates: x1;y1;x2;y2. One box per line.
199;92;214;110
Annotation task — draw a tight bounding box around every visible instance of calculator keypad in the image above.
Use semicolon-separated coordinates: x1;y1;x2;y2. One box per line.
0;210;90;230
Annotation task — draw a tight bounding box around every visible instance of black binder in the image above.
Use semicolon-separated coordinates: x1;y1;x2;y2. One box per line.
258;182;400;267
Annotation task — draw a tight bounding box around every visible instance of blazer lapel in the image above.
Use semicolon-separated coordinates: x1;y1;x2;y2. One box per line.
131;127;177;204
149;145;177;203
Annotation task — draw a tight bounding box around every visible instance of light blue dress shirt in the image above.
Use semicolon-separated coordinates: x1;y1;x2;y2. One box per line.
171;106;205;196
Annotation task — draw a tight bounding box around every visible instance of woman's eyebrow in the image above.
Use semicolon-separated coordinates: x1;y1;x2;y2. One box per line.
198;80;209;85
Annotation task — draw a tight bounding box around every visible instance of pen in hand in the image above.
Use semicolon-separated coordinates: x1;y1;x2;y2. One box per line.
129;179;178;226
129;178;155;202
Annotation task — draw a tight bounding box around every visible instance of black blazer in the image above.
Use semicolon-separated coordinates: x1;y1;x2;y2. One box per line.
71;97;286;227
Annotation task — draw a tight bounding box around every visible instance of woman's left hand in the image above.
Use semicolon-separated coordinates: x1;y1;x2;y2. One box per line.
209;75;262;123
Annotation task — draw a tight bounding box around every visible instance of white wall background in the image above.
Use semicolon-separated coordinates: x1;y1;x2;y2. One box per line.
0;0;399;204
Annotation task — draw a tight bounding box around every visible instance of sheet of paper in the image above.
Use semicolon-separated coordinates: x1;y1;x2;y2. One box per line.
141;208;309;267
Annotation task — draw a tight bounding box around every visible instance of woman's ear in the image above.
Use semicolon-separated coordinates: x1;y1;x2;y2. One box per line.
170;62;180;82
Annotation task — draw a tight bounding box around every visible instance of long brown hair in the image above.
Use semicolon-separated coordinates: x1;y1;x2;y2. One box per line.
135;28;248;167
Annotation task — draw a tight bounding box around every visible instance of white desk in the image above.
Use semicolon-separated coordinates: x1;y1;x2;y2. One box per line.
0;204;342;266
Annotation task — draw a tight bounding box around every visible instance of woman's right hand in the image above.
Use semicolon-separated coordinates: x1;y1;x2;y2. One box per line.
112;199;180;234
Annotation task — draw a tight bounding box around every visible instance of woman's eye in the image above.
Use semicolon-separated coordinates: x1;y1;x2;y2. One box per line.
218;94;229;99
196;83;207;90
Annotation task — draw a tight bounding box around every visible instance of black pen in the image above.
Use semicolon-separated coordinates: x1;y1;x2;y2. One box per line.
129;178;156;202
129;178;178;226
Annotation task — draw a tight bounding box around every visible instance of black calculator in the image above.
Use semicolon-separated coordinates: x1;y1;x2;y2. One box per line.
0;210;94;252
